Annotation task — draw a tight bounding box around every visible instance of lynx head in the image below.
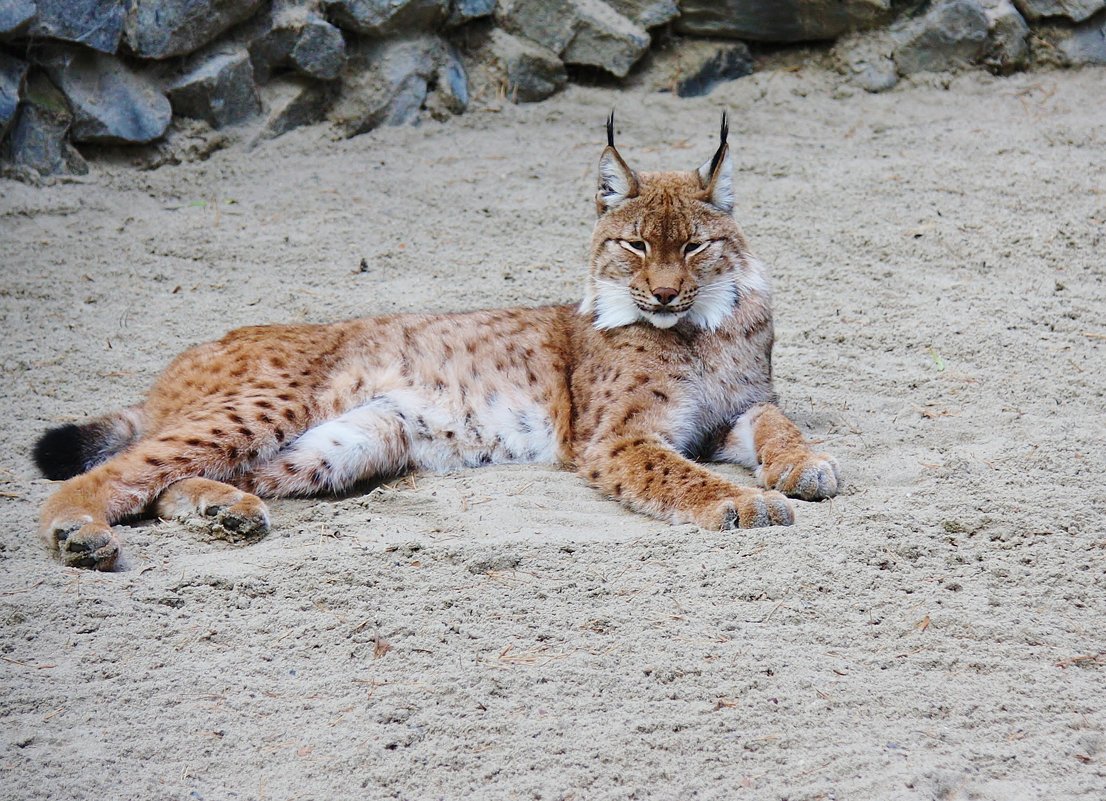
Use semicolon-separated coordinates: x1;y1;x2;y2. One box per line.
580;113;768;331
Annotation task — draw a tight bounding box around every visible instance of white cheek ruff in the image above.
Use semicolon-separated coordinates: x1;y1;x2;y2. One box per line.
685;278;738;331
586;254;770;332
736;255;771;298
591;278;643;330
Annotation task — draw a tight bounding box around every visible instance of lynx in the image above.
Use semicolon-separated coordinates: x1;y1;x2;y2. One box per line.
34;115;840;571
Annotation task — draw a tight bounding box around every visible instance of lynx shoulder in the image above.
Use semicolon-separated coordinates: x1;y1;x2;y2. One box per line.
35;114;839;570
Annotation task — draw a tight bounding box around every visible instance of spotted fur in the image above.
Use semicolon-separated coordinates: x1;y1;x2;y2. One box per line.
35;117;840;570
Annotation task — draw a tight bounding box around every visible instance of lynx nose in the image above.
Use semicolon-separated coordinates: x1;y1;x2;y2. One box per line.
652;287;678;306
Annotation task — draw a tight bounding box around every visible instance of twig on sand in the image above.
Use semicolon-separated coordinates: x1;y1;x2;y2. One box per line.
269;629;295;646
352;678;389;699
328;705;354;726
350;618;373;635
1;580;44;596
1;656;56;669
496;643;577;667
1056;652;1105;669
795;757;834;778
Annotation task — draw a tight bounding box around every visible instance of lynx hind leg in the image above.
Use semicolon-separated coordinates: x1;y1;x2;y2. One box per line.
39;402;301;568
719;404;841;501
244;399;411;496
153;478;270;540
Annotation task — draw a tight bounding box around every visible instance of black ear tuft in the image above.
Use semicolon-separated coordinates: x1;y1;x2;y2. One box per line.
709;111;729;180
606;110;615;148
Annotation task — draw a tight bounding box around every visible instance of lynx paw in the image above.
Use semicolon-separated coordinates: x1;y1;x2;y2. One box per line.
154;479;271;541
199;496;270;541
762;451;840;501
42;518;121;571
703;491;794;530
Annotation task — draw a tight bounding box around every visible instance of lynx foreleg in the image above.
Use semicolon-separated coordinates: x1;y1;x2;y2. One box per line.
579;435;793;530
717;403;840;501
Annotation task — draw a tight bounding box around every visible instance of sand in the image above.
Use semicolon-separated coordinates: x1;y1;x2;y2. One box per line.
1;65;1105;800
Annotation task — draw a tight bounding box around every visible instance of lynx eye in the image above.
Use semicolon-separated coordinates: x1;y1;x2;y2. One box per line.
619;240;647;256
683;241;709;257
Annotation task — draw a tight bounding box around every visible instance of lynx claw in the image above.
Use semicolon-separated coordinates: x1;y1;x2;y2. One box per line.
765;453;840;501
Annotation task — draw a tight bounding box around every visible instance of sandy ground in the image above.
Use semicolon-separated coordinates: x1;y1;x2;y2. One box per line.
1;65;1105;800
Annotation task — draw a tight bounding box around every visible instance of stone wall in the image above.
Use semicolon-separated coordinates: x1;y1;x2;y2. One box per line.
1;0;1103;179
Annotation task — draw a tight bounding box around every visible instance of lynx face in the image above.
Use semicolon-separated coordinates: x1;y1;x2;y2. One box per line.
581;119;763;332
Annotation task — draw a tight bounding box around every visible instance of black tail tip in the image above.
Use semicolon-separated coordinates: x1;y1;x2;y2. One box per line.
33;424;89;481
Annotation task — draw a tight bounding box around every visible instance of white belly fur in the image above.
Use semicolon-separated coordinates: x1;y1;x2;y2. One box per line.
278;385;558;486
392;386;558;471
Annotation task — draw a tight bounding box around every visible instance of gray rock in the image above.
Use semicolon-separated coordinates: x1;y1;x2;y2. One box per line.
670;41;754;97
606;0;678;29
1;51;28;141
892;0;990;75
496;0;650;77
291;17;347;80
169;49;261;128
980;0;1030;73
324;0;448;36
243;7;298;84
675;0;895;42
0;0;36;38
125;0;265;60
256;74;337;140
329;35;441;136
2;72;87;176
30;0;125;54
484;28;567;102
38;46;171;143
1012;0;1104;22
562;0;650;77
426;43;468;118
1053;12;1106;62
495;0;578;54
245;9;347;82
446;0;496;27
834;32;899;91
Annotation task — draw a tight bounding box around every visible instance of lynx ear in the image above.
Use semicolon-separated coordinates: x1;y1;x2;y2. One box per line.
697;112;733;214
597;112;639;214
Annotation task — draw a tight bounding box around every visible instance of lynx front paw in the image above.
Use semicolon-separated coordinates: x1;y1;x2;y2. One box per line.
41;518;121;571
762;451;840;501
700;490;794;530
